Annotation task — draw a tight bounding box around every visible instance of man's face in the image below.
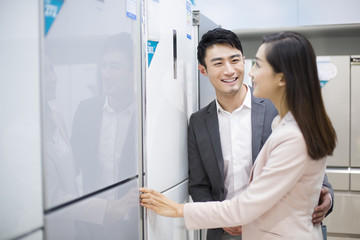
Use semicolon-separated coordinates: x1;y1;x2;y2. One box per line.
198;43;245;99
101;50;133;96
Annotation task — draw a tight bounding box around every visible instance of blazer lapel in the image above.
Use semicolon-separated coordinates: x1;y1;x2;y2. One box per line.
205;101;225;179
251;91;266;164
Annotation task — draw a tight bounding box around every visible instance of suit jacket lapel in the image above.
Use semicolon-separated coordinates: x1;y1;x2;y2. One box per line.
251;90;266;164
205;101;225;179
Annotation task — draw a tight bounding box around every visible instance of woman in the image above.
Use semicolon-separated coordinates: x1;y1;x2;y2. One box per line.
140;32;336;239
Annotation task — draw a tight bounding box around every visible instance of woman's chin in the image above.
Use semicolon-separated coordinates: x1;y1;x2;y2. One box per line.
253;88;260;98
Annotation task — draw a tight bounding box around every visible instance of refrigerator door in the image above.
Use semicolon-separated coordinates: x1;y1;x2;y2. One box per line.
45;178;140;240
319;56;350;167
146;180;190;240
143;0;197;239
322;55;360;239
42;0;141;209
144;0;197;192
18;230;43;240
351;56;360;168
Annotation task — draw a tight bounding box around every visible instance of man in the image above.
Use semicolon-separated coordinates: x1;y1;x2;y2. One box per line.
188;28;334;240
71;32;138;196
70;32;139;239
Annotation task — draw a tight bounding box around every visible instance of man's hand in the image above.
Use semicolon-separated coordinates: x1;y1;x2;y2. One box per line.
312;187;332;225
223;226;242;235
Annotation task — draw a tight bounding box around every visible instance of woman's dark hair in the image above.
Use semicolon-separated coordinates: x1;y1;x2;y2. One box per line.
197;28;243;68
262;31;336;160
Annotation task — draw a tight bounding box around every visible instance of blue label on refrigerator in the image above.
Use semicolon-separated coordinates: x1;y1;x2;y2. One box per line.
147;40;159;67
186;0;192;40
126;0;137;20
44;0;64;36
320;80;329;88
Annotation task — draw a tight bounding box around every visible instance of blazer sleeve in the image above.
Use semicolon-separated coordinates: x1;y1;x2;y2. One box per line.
188;114;216;202
323;173;334;216
183;127;321;230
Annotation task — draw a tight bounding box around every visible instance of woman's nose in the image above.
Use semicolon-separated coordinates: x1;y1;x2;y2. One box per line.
248;64;255;77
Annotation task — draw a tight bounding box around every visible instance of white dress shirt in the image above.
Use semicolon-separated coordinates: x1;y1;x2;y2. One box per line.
216;84;252;200
98;96;134;198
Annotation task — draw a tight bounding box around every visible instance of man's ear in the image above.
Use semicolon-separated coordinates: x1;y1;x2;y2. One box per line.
198;64;207;76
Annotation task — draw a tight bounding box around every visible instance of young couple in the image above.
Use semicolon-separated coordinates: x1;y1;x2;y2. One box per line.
141;29;336;240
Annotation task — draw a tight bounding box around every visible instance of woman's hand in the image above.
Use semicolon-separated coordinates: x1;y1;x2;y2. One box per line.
140;188;184;218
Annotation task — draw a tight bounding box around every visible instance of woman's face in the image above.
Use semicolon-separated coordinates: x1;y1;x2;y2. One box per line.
249;43;284;102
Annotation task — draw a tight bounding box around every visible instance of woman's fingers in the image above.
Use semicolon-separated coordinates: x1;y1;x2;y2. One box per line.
140;192;158;201
140;193;163;214
141;195;160;206
140;188;163;197
140;188;165;204
140;201;156;211
139;188;184;217
140;191;163;208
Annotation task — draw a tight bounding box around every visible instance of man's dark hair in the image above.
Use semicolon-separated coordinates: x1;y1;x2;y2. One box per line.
102;32;133;61
197;28;243;68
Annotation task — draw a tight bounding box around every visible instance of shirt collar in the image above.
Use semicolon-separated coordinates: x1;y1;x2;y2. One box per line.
103;96;115;113
271;111;294;130
216;84;251;114
103;96;134;115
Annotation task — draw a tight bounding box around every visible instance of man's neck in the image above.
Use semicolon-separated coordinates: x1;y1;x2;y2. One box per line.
217;84;247;113
107;95;133;113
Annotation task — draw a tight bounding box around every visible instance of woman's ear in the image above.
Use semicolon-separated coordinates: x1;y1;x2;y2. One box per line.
278;73;286;87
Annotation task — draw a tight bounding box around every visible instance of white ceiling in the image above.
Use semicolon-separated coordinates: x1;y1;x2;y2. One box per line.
192;0;360;31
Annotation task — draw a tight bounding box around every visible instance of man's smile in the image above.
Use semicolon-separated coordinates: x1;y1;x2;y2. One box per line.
222;77;238;83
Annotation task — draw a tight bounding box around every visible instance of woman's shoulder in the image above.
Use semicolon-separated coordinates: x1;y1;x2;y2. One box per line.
270;113;305;146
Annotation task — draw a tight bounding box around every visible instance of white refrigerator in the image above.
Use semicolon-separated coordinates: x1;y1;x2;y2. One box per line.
142;0;198;239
